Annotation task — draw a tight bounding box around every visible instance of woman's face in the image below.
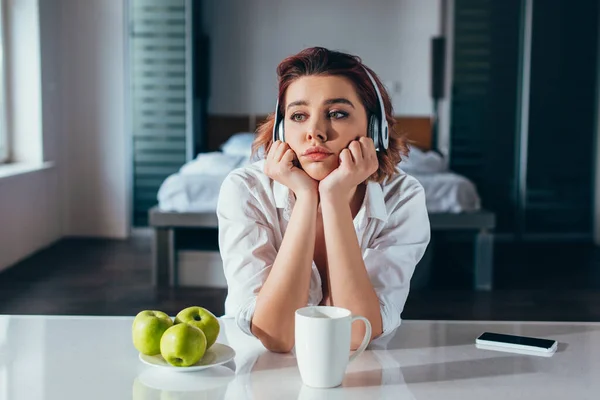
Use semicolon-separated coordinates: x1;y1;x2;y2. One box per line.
282;75;369;181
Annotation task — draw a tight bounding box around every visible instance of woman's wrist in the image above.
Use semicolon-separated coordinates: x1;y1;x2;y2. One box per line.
319;193;348;210
319;188;351;207
294;188;319;204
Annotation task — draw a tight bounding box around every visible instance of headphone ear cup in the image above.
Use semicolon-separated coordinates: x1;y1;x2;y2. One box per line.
382;125;389;150
368;115;380;149
278;119;285;142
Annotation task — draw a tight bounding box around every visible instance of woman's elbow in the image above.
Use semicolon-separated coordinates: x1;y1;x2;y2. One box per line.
263;339;294;353
350;332;370;351
251;324;294;353
350;339;367;351
258;334;294;353
350;325;382;350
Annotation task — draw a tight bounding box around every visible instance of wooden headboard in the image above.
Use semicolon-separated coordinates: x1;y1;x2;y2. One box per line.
206;115;432;152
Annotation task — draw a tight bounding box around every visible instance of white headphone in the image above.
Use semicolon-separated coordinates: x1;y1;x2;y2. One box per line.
272;66;389;151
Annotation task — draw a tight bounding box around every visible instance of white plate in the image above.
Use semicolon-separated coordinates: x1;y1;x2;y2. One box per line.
139;343;236;372
136;366;235;392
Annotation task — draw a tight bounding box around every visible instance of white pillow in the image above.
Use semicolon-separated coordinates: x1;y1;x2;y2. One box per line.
180;152;247;176
399;146;448;174
220;132;256;157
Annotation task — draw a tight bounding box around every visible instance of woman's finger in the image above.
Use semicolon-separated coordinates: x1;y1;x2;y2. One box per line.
267;140;281;161
339;148;353;166
359;136;376;157
273;142;289;162
281;149;295;166
358;137;379;174
349;140;362;162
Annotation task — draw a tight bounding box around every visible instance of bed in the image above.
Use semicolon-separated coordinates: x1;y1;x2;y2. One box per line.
149;115;495;291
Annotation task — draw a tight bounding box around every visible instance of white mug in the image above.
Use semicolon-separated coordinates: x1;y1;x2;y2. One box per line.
294;306;372;388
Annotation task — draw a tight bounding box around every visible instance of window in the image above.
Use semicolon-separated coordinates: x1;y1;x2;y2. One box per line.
0;0;7;164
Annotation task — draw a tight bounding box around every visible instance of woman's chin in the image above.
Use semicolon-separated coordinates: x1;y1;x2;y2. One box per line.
303;163;336;181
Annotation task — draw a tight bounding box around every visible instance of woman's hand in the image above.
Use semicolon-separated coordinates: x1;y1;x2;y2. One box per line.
319;137;379;201
264;140;318;198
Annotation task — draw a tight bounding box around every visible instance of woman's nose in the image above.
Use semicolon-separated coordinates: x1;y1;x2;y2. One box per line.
305;118;328;142
306;130;327;142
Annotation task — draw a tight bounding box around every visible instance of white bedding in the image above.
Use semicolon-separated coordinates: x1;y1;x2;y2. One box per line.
157;150;481;214
407;171;480;213
158;173;230;213
157;152;249;213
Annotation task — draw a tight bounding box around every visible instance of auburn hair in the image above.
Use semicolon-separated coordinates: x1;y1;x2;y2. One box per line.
252;47;408;183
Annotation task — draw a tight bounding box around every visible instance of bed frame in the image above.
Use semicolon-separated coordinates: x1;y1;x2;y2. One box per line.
149;207;496;291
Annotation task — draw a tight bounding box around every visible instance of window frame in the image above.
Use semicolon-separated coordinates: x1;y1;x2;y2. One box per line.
0;0;8;164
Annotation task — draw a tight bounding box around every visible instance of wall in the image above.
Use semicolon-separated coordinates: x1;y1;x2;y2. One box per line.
203;0;440;116
0;0;60;272
0;168;60;272
57;0;129;238
595;2;600;246
0;0;129;272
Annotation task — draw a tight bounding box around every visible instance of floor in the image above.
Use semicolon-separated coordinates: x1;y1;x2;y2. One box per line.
1;234;600;322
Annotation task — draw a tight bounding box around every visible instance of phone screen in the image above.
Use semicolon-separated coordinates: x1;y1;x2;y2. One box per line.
478;332;555;349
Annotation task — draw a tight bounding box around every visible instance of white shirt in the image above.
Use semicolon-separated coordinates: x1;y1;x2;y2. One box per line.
216;159;430;342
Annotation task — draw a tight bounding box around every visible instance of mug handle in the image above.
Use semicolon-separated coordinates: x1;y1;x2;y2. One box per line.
348;315;372;363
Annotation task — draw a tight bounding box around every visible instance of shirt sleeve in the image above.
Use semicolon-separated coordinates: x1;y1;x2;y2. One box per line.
364;180;431;342
216;171;278;337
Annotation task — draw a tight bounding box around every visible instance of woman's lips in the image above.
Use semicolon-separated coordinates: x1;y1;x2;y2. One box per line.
302;153;332;161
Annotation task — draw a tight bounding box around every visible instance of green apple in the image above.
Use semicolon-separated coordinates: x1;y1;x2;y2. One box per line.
174;306;220;349
132;310;174;356
160;323;207;367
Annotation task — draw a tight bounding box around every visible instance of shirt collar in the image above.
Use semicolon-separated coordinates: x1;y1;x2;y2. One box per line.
274;180;388;223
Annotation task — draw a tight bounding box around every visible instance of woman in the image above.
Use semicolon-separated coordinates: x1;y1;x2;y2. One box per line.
217;47;430;353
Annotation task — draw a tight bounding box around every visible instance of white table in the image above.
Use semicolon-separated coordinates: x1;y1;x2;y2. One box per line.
0;315;599;399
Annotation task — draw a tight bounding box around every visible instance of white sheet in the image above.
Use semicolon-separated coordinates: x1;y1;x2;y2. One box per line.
158;173;227;213
157;152;249;213
407;171;481;213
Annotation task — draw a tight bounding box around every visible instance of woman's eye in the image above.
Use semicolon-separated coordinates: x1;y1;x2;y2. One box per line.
291;113;306;122
329;111;348;119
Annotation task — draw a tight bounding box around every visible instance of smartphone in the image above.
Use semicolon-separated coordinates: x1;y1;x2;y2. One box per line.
475;332;558;354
